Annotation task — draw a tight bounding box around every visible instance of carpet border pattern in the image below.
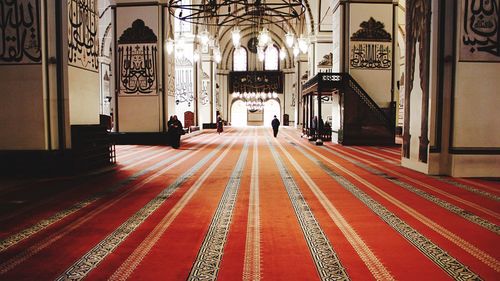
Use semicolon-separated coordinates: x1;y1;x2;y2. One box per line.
56;140;228;281
268;137;350;281
188;141;249;280
292;143;481;280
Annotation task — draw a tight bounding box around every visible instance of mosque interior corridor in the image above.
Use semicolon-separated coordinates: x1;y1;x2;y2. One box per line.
0;127;498;280
1;0;499;279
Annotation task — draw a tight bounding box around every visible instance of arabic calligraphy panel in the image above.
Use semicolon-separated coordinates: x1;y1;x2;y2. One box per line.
0;0;42;64
349;17;392;70
68;0;99;71
118;43;158;95
350;43;392;69
460;0;500;62
175;56;194;107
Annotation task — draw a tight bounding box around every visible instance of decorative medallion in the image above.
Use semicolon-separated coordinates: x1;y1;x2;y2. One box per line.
351;17;392;42
247;37;259;53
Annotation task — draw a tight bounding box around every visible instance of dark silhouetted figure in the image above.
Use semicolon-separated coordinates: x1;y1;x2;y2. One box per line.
271;115;280;137
167;116;174;145
169;115;183;148
217;115;224;134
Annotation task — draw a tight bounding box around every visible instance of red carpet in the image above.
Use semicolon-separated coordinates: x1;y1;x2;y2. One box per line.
0;127;498;280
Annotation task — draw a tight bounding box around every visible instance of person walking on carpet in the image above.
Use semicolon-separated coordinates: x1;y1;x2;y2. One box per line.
216;115;224;135
271;115;280;137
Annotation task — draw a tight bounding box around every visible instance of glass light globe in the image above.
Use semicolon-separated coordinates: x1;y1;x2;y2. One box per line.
272;91;278;98
298;35;309;54
279;47;287;60
293;44;300;57
232;92;239;98
231;27;241;48
258;27;270;47
198;29;210;46
285;32;295;48
165;38;175;55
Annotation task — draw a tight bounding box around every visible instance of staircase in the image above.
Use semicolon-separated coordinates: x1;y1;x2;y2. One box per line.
339;74;395;145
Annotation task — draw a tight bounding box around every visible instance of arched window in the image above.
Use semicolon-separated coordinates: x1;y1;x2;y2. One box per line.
264;45;279;70
233;47;247;71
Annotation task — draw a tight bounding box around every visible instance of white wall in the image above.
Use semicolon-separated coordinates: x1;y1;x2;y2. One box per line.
332;5;342;72
68;67;100;125
119;96;161;132
0;65;46;149
453;63;500;147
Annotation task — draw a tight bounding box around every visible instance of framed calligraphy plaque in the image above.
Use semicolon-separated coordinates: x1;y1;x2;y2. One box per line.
460;0;500;62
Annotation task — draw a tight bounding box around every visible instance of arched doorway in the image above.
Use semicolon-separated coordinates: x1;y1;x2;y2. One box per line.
231;100;248;127
263;99;280;127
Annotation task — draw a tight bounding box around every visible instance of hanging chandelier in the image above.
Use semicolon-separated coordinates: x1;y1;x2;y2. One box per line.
229;71;283;112
166;0;310;63
168;0;306;27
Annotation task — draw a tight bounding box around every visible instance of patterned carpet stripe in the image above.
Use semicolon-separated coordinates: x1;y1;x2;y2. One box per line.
267;137;350;281
374;146;401;156
435;177;500;202
117;146;157;163
0;146;176;224
345;147;399;165
281;131;482;280
0;136;211;253
2;128;498;280
0;131;212;224
277;140;393;280
354;146;400;161
56;133;237;281
188;140;249;280
458;179;500;194
315;146;500;272
0;131;215;245
0;134;221;275
116;146;175;170
326;144;500;221
108;132;244;281
317;145;499;234
243;136;262;281
115;146;158;163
